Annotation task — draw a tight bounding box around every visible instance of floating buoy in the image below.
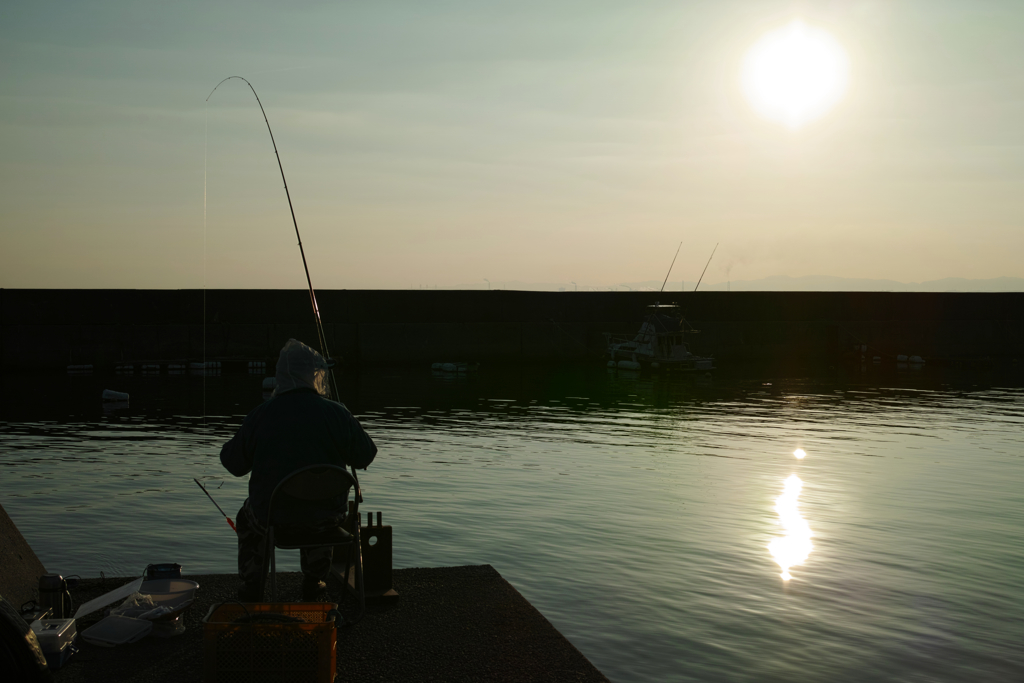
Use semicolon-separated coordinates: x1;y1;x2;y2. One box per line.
102;389;129;402
909;355;925;364
606;360;616;368
262;377;277;390
616;360;642;371
431;363;443;370
896;354;908;362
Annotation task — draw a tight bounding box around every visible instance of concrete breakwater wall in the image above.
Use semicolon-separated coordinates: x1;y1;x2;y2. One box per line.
1;289;1022;371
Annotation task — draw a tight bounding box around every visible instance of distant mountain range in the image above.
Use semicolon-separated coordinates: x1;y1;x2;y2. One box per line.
450;276;1024;292
654;275;1024;293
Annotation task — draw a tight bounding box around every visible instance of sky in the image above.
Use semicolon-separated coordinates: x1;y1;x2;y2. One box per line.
1;1;1022;290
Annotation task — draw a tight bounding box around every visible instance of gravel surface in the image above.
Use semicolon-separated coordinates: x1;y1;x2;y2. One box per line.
52;565;610;682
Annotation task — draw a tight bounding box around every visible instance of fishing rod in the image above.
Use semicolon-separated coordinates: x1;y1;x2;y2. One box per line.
206;76;361;502
693;243;718;292
660;242;683;293
194;478;238;533
206;76;331;376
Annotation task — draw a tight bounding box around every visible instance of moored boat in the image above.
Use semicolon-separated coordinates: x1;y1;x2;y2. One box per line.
604;303;715;372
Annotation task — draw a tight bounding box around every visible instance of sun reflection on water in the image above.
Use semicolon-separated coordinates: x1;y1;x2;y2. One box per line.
768;474;814;580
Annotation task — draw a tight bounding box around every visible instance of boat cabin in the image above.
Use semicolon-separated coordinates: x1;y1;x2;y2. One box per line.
604;303;713;370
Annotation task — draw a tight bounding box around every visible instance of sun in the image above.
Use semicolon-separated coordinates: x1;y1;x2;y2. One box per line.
741;19;849;129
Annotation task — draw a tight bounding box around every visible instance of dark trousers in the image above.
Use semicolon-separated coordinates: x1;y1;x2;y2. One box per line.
236;500;336;590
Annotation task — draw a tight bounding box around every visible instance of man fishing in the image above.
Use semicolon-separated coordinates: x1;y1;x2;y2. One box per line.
220;338;377;602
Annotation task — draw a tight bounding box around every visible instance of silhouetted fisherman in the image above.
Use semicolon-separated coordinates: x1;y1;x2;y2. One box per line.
220;339;377;602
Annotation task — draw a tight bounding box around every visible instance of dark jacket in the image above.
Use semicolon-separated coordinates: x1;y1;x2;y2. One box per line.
220;388;377;526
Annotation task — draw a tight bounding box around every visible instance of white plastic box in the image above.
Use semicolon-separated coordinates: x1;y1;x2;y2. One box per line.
82;615;153;647
31;618;77;669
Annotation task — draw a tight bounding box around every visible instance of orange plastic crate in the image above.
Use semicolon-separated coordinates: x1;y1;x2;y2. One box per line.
203;602;338;683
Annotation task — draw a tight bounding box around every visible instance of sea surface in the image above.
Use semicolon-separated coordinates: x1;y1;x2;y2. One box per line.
2;364;1023;682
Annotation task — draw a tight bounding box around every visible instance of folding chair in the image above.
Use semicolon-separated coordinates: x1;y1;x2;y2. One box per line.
261;464;364;619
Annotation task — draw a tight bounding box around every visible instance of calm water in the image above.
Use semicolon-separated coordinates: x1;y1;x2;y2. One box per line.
2;365;1023;682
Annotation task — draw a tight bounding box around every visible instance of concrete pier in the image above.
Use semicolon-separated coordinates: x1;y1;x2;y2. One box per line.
0;503;48;609
2;289;1022;371
51;567;610;683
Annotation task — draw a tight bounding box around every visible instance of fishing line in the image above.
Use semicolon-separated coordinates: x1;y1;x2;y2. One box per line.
205;76;361;502
203;99;208;475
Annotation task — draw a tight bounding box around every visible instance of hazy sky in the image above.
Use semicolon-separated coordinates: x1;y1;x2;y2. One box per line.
2;1;1022;289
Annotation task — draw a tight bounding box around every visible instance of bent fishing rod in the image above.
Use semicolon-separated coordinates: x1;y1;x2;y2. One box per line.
206;76;361;502
207;76;329;360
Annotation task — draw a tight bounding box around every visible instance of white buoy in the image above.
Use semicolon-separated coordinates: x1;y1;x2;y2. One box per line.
431;363;443;370
896;354;908;362
909;355;925;364
102;389;129;402
617;360;642;370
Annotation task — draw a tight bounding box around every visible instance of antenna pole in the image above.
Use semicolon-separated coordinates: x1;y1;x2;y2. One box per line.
660;242;683;293
694;243;718;292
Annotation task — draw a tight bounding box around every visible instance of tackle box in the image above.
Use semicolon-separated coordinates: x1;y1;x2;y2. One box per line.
30;618;77;670
203;602;339;683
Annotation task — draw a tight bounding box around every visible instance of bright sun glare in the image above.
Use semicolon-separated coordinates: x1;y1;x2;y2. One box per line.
741;19;849;129
768;475;814;580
